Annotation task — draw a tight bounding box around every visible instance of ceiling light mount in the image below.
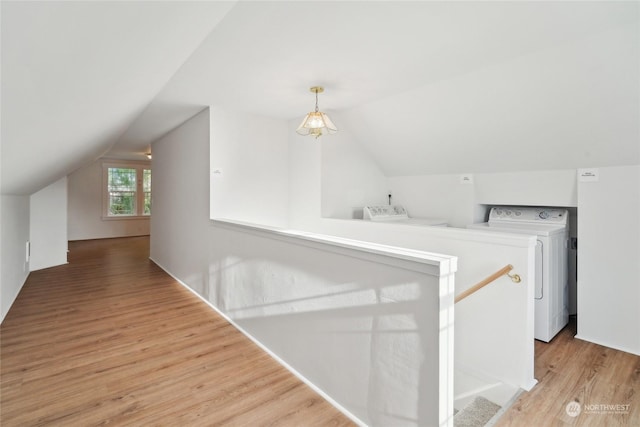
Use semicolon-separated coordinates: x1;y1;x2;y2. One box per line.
296;86;337;139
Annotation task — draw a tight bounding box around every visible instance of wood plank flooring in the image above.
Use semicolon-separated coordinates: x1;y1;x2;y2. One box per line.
496;317;640;427
1;237;354;426
3;236;639;426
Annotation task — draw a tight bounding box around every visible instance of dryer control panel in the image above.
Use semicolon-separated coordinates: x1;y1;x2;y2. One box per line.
363;205;409;221
489;207;568;225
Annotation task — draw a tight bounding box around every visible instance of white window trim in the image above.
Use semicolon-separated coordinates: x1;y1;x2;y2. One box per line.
102;160;152;220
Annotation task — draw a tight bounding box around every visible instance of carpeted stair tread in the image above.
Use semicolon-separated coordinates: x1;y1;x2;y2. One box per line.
454;396;501;427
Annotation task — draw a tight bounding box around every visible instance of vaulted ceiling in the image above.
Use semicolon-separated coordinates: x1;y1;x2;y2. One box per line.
2;1;638;195
1;1;236;195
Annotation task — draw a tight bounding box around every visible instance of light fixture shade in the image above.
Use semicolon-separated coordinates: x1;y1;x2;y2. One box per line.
296;111;338;138
296;86;338;139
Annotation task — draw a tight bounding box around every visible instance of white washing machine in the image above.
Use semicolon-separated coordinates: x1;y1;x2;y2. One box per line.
468;207;569;342
363;205;448;227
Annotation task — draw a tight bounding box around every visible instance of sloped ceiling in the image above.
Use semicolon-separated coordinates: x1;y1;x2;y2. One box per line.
341;18;640;176
1;1;236;195
3;1;638;194
111;0;640;173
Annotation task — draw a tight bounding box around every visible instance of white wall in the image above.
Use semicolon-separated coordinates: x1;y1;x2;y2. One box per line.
287;123;536;390
29;177;68;271
1;195;30;323
67;158;150;240
150;108;210;297
388;174;476;227
389;169;578;228
288;125;322;230
320;122;389;219
388;166;640;355
210;107;289;227
208;221;455;427
474;170;578;208
310;219;536;391
577;165;640;355
151;109;457;426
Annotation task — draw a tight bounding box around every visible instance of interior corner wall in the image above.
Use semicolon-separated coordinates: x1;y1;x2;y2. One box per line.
210;107;289;228
288;121;322;230
388;174;476;227
577;164;640;355
1;195;30;323
67;159;150;240
150;108;210;296
320;121;389;219
30;177;68;271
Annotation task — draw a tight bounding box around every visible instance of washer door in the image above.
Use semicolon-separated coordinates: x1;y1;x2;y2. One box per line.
535;240;543;299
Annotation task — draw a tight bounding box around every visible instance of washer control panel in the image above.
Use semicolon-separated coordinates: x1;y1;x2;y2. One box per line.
363;205;409;221
489;207;568;224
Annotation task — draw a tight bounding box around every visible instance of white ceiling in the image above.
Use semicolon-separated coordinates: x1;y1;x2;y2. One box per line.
2;1;639;194
1;1;236;195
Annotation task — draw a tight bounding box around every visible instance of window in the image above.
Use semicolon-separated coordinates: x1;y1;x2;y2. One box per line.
143;169;151;215
103;162;151;219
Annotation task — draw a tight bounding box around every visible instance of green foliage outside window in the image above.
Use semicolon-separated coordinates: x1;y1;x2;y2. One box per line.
143;169;151;215
108;168;136;216
106;167;151;217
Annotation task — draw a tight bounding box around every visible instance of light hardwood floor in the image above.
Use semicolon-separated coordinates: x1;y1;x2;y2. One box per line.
2;237;639;426
1;237;354;426
496;318;640;426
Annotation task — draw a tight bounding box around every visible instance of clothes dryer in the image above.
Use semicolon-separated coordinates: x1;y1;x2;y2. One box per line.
468;207;569;342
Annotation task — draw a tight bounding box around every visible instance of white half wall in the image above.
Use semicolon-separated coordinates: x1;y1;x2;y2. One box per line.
1;195;30;323
67;158;150;240
30;176;68;271
308;218;537;392
577;165;640;355
206;221;455;427
210;107;289;227
151;109;457;426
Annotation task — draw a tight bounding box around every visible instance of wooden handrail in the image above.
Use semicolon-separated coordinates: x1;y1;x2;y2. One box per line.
455;264;521;304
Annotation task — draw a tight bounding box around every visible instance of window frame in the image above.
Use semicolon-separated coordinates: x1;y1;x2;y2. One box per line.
102;161;152;220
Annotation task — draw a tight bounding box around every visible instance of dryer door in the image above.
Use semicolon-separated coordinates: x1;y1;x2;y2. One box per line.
535;240;543;299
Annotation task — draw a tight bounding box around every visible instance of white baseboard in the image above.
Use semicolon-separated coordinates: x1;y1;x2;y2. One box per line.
149;257;366;427
574;334;640;357
0;271;30;324
523;378;538;391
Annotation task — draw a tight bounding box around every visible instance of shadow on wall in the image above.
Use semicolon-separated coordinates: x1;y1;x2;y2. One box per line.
200;225;452;426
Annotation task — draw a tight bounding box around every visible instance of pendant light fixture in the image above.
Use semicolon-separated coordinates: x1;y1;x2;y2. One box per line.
296;86;337;139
